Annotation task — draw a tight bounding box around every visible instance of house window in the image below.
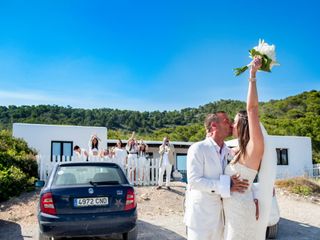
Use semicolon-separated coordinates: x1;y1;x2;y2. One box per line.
176;153;187;183
276;148;288;165
51;141;73;162
176;154;187;171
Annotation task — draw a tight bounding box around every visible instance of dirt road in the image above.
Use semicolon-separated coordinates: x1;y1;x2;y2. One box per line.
0;182;319;240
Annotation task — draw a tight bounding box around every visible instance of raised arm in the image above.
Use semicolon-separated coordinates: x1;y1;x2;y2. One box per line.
246;56;264;169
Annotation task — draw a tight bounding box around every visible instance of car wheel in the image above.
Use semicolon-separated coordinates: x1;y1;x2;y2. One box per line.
38;230;52;240
123;227;138;240
266;223;278;239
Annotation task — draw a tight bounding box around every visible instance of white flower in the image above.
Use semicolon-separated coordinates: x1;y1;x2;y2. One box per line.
253;39;278;68
234;39;279;76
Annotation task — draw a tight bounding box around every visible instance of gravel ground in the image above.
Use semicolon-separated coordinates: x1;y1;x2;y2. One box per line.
0;182;319;240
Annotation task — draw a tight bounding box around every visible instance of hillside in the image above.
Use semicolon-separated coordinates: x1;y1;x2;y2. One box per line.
0;90;319;162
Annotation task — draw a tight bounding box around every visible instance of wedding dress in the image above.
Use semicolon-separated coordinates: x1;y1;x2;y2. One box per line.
223;162;258;240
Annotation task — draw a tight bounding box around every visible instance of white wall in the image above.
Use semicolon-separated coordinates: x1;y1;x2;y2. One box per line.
270;135;313;179
226;135;312;179
13;123;107;156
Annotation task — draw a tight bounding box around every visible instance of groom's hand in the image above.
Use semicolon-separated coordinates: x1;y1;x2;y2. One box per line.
230;175;249;193
254;199;259;220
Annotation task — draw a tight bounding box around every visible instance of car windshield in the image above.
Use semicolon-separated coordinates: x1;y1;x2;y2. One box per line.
52;165;126;186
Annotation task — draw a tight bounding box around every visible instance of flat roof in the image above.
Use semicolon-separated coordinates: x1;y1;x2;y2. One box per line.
13;123;107;130
107;139;193;146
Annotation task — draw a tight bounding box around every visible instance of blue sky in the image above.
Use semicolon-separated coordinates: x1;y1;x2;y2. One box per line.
0;0;319;111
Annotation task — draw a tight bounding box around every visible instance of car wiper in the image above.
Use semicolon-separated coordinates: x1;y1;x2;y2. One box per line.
90;181;120;185
89;181;97;187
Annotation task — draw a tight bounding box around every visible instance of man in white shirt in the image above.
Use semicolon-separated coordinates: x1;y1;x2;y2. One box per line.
157;137;175;190
184;112;249;240
73;145;88;161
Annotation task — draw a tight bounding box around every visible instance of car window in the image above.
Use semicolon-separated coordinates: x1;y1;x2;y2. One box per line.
52;165;126;186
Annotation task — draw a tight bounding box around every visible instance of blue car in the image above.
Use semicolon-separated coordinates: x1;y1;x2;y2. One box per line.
36;162;137;240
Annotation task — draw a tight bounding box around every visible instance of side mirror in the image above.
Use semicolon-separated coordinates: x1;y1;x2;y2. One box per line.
35;180;45;188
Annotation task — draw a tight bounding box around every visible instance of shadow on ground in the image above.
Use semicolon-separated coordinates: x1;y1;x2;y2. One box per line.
49;220;186;240
166;187;185;197
0;220;24;240
275;217;320;240
138;219;186;240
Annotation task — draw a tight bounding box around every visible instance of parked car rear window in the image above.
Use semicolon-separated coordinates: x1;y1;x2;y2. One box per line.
52;165;126;186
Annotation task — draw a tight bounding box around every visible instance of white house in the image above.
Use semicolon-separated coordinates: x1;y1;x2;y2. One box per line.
12;123;314;181
13;123;107;161
226;135;313;179
269;135;313;179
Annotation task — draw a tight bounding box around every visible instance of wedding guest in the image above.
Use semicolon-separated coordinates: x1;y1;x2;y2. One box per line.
73;145;88;161
113;139;128;173
100;148;113;162
157;137;175;190
88;134;101;161
126;132;139;184
138;140;149;185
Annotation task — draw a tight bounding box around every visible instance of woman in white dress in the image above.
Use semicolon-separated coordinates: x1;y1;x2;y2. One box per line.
223;56;264;240
99;149;113;162
88;135;101;161
113;139;128;173
126;134;139;184
138;140;149;185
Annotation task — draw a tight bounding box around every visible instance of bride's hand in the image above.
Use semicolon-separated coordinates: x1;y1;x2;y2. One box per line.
250;56;262;77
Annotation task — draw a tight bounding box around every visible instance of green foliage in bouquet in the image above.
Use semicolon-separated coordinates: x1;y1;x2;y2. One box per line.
234;49;273;76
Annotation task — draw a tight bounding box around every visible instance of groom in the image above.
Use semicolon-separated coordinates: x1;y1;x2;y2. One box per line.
184;112;249;240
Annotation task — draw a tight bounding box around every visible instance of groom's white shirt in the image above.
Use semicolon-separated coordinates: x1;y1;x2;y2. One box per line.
184;137;231;233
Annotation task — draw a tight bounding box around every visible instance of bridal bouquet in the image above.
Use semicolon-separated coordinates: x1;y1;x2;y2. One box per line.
234;39;279;76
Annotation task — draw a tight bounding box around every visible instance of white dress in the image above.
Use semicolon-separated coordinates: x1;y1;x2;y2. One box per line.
223;162;258;240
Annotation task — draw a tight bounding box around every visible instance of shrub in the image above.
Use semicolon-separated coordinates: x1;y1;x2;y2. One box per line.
291;185;312;196
275;177;320;196
0;166;30;201
0;130;38;201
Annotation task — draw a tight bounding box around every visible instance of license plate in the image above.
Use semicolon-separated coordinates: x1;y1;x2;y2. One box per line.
74;197;108;207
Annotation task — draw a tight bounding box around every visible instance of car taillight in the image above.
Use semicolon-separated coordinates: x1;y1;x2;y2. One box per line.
124;188;136;211
40;192;56;215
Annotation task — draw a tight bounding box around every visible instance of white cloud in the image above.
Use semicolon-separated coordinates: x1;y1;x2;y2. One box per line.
0;90;57;102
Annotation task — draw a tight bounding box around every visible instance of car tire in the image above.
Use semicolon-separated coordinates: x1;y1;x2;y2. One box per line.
123;227;138;240
38;230;52;240
266;223;278;239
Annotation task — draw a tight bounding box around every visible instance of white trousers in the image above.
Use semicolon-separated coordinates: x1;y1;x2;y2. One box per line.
188;226;223;240
136;156;148;185
128;154;137;168
127;154;137;184
158;163;172;187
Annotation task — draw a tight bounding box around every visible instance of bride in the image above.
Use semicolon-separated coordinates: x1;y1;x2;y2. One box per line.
223;56;264;240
